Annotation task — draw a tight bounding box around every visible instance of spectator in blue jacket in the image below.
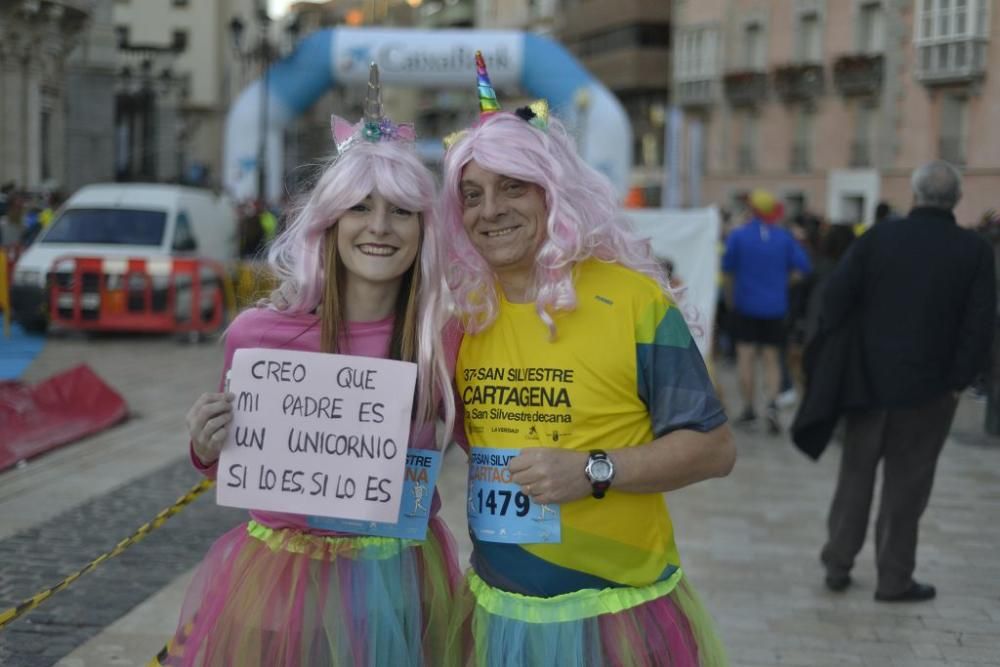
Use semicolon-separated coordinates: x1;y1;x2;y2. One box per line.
723;189;812;434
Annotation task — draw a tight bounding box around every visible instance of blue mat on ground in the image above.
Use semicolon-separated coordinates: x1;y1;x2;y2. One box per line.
0;322;46;380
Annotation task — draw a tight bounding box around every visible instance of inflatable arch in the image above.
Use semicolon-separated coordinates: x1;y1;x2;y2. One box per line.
224;28;632;203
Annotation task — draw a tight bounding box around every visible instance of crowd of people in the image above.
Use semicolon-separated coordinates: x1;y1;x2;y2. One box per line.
718;173;995;606
0;184;64;248
137;53;994;666
237;198;281;259
714;188;993;432
0;179;280;261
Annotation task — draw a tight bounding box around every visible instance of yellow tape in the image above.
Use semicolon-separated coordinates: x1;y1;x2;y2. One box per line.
0;478;215;630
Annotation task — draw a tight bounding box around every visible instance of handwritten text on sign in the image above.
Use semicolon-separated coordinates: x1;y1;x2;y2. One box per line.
216;348;417;523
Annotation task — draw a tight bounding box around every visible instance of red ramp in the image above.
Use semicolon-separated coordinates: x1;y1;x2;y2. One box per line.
0;364;128;471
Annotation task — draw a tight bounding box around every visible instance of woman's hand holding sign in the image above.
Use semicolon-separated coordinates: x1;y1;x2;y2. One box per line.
188;392;235;466
508;448;591;505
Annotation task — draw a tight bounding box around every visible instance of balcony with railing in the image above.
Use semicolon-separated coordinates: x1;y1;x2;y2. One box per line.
849;141;872;167
939;136;966;165
675;78;717;108
418;0;474;27
15;0;91;22
833;54;884;97
773;63;825;103
917;39;988;85
6;1;92;43
724;71;768;107
674;25;720;109
790;144;811;173
737;146;756;173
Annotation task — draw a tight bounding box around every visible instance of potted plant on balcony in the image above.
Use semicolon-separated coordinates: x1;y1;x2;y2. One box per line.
833;54;884;95
724;70;767;104
773;63;824;101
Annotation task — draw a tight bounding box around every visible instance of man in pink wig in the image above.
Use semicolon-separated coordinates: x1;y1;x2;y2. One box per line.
442;52;735;666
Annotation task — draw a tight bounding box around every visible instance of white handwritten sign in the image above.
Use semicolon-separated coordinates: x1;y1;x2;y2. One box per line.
216;348;416;523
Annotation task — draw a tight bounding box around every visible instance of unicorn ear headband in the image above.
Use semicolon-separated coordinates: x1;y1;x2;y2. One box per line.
442;51;550;149
331;62;416;154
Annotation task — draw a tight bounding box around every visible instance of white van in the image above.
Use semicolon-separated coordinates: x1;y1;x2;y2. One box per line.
10;183;237;332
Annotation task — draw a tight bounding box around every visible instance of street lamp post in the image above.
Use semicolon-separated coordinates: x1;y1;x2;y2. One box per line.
115;47;179;183
257;24;270;203
229;7;301;204
229;11;269;203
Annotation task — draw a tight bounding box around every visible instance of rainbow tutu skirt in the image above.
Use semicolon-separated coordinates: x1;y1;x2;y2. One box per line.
152;517;459;667
446;569;728;666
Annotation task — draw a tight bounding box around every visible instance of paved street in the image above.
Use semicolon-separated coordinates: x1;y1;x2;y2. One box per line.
0;332;998;666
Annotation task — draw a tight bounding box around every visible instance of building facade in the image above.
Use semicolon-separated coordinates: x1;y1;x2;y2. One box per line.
64;0;117;194
0;0;104;193
111;0;287;188
476;0;559;33
556;0;672;204
672;0;996;225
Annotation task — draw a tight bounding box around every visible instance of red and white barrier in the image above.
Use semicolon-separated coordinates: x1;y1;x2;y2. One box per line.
47;255;228;334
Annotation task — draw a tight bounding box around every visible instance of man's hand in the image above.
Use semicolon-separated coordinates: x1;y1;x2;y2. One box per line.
187;392;235;466
508;448;592;505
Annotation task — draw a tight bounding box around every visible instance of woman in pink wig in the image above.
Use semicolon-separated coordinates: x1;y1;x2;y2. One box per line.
152;64;460;667
442;53;733;666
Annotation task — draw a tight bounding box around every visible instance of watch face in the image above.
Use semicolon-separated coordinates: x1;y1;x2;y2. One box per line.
589;459;613;482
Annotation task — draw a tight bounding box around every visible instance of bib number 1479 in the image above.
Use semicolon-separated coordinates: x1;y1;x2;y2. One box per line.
467;447;561;544
475;488;530;517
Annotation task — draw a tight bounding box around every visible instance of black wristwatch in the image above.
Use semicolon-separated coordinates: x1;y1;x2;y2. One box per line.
584;450;615;499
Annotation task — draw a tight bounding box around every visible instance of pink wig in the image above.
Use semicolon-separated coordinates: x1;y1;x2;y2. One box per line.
267;140;453;441
440;112;670;337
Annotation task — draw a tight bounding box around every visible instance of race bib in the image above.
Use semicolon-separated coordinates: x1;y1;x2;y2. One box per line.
468;447;561;544
307;450;441;540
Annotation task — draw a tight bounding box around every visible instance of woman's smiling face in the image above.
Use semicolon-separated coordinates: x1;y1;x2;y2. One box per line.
335;190;421;290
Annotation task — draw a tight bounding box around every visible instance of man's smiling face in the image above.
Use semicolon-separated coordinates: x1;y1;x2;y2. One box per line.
459;160;548;277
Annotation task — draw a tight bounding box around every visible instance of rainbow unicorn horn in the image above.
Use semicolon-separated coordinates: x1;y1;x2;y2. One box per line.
475;50;501;117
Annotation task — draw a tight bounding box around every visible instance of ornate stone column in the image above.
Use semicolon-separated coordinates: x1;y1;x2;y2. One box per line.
0;23;33;188
0;0;91;190
65;0;116;191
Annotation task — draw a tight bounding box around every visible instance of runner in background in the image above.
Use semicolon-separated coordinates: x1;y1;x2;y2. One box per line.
723;189;812;435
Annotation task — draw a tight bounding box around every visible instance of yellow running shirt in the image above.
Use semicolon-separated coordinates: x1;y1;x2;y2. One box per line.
457;259;726;597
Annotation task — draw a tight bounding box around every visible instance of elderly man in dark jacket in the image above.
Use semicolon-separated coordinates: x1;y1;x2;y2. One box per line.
818;161;995;602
